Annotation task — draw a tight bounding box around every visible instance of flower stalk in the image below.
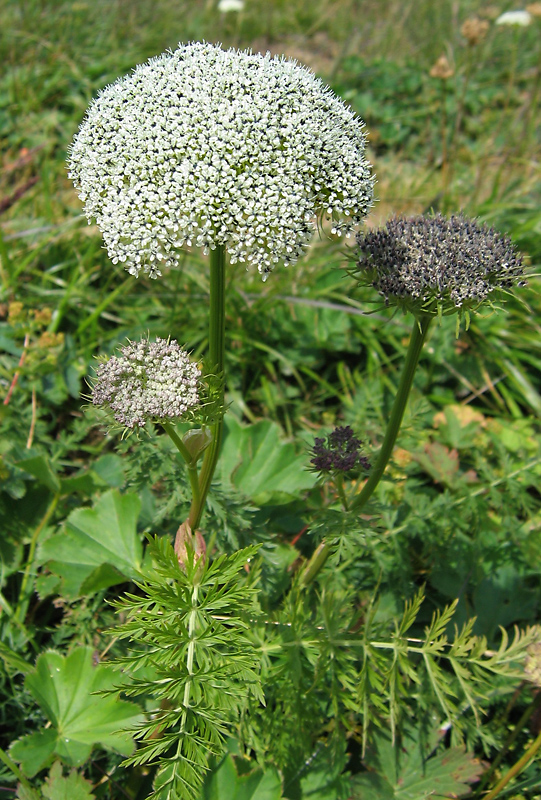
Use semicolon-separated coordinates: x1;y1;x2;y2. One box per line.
350;313;432;512
300;314;432;585
192;245;226;530
161;421;202;516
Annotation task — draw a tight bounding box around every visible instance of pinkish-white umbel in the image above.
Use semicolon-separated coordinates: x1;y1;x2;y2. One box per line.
92;338;201;428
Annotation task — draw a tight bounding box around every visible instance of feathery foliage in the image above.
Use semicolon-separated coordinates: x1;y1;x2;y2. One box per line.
110;538;263;800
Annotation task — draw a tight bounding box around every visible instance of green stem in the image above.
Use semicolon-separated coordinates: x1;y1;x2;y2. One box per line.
184;585;198;706
0;590;37;651
192;245;226;530
351;314;432;512
335;474;349;511
0;745;33;789
173;584;199;774
300;313;432;587
483;726;541;800
15;493;59;623
476;689;541;797
299;542;333;589
161;422;201;515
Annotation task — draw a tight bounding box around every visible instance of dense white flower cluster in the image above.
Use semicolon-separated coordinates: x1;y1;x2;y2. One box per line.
68;42;373;279
92;338;201;428
218;0;244;11
495;10;532;25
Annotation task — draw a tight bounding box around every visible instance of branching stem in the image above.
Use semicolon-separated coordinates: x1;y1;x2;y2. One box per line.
163;247;226;533
162;422;201;517
300;314;432;586
335;474;349;511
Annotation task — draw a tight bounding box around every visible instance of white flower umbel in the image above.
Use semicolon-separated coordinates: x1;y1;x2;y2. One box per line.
495;10;532;25
218;0;244;11
68;42;373;280
92;337;201;428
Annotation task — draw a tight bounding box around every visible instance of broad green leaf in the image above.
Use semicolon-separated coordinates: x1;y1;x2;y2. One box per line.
297;741;350;800
236;769;282;800
38;490;143;598
11;730;57;779
351;726;484;800
202;754;283;800
16;456;60;494
218;416;316;503
91;454;125;488
58;472;101;497
16;784;42;800
42;761;95;800
10;647;142;776
473;565;538;638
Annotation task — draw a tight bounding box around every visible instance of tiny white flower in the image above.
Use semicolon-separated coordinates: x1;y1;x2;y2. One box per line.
495;9;532;25
68;43;373;280
218;0;244;11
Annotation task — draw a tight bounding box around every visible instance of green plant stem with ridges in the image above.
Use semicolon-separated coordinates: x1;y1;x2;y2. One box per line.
0;745;33;789
300;313;433;586
351;313;432;511
162;421;201;519
15;492;59;623
483;725;541;800
335;474;349;511
191;245;226;531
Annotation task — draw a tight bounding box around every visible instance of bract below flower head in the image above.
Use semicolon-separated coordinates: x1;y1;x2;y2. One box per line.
68;42;373;280
91;337;201;428
354;214;525;320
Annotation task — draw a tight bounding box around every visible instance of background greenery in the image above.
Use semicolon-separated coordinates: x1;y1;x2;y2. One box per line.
1;0;540;798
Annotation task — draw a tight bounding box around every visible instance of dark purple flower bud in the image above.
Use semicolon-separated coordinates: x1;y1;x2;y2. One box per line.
310;426;370;475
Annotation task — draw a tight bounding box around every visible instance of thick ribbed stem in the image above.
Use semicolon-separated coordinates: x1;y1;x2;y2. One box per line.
191;246;226;530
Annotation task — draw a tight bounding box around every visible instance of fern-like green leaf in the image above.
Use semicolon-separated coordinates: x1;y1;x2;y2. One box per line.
108;537;262;800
